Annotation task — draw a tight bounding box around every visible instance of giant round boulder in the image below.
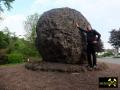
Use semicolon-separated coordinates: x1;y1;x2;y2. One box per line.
36;7;89;64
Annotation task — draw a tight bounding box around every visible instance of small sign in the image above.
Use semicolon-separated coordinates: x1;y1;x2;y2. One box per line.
99;77;118;88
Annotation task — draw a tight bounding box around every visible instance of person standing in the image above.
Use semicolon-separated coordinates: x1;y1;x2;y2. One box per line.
76;23;101;70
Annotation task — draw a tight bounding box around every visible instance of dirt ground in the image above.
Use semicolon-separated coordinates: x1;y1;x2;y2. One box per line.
0;62;120;90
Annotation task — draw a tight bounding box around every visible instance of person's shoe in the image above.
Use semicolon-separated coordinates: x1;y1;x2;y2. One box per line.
87;67;93;71
93;65;97;69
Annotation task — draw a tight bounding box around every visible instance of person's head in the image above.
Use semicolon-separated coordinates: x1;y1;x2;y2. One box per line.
86;24;92;31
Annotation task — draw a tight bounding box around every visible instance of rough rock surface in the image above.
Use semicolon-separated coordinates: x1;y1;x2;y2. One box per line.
25;61;109;73
36;7;90;64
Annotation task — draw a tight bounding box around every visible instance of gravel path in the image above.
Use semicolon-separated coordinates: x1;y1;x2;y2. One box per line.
0;63;120;90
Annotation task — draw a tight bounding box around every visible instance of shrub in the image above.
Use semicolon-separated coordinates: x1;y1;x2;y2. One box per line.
101;51;113;57
113;56;120;58
7;53;24;64
0;55;8;65
21;47;39;57
0;49;8;64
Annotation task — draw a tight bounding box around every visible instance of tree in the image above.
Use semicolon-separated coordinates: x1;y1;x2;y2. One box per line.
0;0;15;20
0;0;15;12
24;13;39;43
109;29;120;56
24;13;40;57
0;30;10;49
0;30;9;64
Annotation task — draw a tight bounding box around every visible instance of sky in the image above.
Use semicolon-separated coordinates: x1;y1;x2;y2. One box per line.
1;0;120;49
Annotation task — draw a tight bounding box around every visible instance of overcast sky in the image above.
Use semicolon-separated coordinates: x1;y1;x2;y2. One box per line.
1;0;120;49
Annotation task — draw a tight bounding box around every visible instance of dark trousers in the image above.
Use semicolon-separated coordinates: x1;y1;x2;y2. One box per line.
87;44;97;67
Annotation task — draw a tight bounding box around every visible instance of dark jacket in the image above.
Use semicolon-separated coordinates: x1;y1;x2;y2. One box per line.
78;27;101;44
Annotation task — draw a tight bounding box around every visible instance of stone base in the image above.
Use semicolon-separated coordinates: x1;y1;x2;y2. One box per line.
25;61;109;73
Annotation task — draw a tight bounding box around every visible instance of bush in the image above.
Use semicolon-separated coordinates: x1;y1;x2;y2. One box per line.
113;56;120;58
101;51;113;57
21;47;39;57
0;55;8;65
0;49;8;64
7;53;24;64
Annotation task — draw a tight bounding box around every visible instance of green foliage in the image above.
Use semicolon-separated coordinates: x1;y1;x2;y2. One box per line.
0;31;9;49
8;38;40;58
23;13;41;58
0;48;8;63
113;56;120;58
101;51;113;57
24;13;39;43
109;29;120;56
21;46;39;57
0;15;41;65
97;51;114;58
0;32;40;64
0;0;15;12
7;53;24;64
109;29;120;48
